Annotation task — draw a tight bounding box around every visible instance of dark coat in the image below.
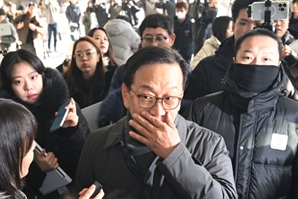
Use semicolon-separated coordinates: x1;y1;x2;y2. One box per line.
184;36;298;101
173;16;193;64
0;68;90;196
108;63;125;92
184;36;234;100
76;114;237;199
97;87;126;128
65;3;81;23
183;65;298;199
192;18;213;55
94;3;109;27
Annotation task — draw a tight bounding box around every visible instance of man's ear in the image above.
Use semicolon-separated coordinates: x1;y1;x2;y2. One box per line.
170;33;176;47
121;83;130;109
233;57;235;62
232;21;235;32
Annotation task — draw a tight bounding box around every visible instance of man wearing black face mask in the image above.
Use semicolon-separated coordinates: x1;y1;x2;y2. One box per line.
183;28;298;199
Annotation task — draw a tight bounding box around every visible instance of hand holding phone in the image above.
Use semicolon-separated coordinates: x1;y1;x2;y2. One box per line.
50;98;78;132
78;181;104;199
50;100;71;132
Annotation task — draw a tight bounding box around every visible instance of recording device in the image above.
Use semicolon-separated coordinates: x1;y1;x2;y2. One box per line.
247;0;289;32
50;101;70;132
248;1;288;21
90;181;103;198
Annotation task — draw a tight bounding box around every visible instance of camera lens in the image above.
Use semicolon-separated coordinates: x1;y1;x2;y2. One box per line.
280;7;284;11
283;3;286;7
278;3;282;7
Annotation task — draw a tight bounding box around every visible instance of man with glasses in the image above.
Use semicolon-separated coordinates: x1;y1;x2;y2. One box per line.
95;13;191;127
184;28;298;199
109;13;177;93
75;46;237;199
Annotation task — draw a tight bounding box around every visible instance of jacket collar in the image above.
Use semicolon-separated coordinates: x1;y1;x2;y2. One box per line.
103;116;126;150
281;30;295;45
222;63;287;112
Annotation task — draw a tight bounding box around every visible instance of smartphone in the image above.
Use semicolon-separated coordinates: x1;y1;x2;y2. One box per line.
50;101;71;132
90;181;103;198
249;1;289;21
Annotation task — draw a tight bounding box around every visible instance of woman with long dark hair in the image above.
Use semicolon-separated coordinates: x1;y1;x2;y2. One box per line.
0;100;104;199
64;36;116;108
0;99;37;199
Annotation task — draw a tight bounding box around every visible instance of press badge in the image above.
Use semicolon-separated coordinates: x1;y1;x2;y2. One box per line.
270;133;288;151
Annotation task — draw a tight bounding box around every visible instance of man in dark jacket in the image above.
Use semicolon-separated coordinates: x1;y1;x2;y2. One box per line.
184;0;261;100
109;13;176;92
65;0;81;41
173;1;193;64
76;46;237;199
98;14;191;128
183;28;298;199
93;0;109;27
184;0;297;100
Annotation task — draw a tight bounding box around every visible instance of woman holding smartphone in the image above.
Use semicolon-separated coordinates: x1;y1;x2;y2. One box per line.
0;99;104;199
0;49;90;198
63;36;117;108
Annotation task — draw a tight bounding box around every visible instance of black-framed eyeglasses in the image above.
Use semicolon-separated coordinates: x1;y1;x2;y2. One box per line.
73;51;97;60
130;89;182;110
141;36;168;45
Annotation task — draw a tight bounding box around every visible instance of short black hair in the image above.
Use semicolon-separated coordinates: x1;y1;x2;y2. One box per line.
232;0;258;22
234;28;283;60
138;14;174;37
212;16;233;43
124;46;188;90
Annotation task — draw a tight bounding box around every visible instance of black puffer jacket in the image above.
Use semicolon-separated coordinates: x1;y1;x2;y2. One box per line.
183;65;298;199
0;68;90;196
184;35;298;101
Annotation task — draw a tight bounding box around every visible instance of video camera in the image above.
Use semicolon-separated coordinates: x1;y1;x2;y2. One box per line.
247;0;289;32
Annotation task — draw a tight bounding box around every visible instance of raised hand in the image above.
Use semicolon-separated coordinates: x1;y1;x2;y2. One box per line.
129;111;180;159
79;185;104;199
